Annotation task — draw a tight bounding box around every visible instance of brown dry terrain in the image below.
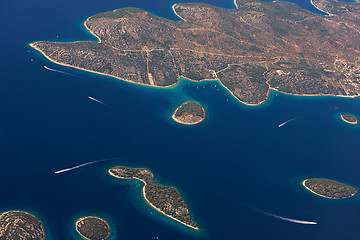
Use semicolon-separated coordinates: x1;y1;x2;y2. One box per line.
30;0;360;105
0;211;44;240
303;178;357;199
76;216;110;240
173;101;205;124
109;166;198;229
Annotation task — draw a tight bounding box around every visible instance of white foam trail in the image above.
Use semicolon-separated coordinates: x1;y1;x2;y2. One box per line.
55;158;118;174
236;200;317;225
55;161;97;174
278;117;297;128
263;212;317;225
204;186;317;226
88;96;114;109
44;65;76;77
88;96;106;105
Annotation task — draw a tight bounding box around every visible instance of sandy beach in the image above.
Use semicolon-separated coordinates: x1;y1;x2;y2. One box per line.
171;104;205;125
269;87;358;100
310;0;334;16
302;179;357;199
234;0;239;9
171;112;204;125
340;115;358;125
172;4;188;22
302;180;327;198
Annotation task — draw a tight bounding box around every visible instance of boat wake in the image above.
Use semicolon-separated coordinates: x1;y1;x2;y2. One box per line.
88;96;114;109
55;158;118;174
44;65;76;77
246;202;318;225
278;117;298;128
205;185;318;225
261;211;317;225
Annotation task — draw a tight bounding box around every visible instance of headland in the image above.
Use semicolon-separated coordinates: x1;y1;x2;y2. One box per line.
109;166;198;230
0;211;45;240
29;0;360;106
76;216;110;240
302;178;358;199
172;101;205;125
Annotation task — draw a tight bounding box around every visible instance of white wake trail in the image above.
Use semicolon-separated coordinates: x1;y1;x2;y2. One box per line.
263;212;317;225
238;201;317;225
88;96;114;109
44;65;76;77
204;186;318;226
278;117;297;128
88;96;106;105
55;158;118;174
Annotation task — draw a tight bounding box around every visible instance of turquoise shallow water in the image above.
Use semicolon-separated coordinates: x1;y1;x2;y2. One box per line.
1;0;360;239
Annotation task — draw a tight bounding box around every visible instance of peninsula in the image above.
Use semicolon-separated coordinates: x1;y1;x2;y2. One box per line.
109;166;198;230
303;178;358;199
0;211;45;240
340;114;358;124
172;101;205;125
30;0;360;105
76;216;110;240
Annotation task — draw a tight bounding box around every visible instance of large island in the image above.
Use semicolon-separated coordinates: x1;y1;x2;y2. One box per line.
30;0;360;105
302;178;358;199
109;166;198;230
0;211;45;240
172;101;205;125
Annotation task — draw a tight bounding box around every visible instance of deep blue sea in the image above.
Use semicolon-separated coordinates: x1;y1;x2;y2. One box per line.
1;0;360;239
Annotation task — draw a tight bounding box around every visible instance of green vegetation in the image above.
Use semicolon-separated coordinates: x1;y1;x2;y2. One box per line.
175;101;204;118
217;64;269;104
31;0;360;105
341;114;358;124
278;86;293;93
183;71;204;81
76;216;110;240
109;166;198;229
173;101;205;125
0;211;44;240
90;7;139;19
240;65;267;84
303;178;357;199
